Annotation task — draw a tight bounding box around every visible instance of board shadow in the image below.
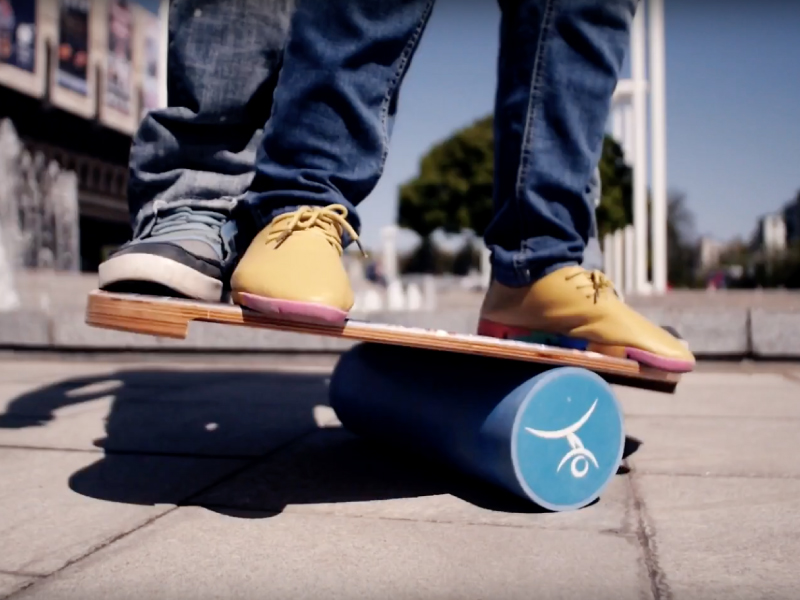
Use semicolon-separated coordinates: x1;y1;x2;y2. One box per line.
0;367;642;517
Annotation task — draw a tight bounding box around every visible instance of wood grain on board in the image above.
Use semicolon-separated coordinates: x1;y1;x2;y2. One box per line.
85;290;681;390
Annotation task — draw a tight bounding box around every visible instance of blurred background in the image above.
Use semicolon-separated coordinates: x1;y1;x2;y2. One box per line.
1;0;799;325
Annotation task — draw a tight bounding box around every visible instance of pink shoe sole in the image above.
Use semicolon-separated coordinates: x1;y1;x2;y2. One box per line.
625;348;695;374
234;292;348;326
478;319;694;374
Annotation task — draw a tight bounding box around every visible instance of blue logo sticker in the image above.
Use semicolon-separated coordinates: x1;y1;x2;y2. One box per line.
511;368;623;511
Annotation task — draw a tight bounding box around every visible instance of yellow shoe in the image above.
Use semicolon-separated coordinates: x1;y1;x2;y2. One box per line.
477;265;696;373
230;204;361;324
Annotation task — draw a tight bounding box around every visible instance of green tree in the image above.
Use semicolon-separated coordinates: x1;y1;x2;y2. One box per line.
398;115;635;272
596;136;633;237
399;117;632;235
398;115;494;239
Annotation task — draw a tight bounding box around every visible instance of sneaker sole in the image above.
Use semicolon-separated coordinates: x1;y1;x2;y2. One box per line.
477;319;695;374
99;253;223;302
232;292;348;325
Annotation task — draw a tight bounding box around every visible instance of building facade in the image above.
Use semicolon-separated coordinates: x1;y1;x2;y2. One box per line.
0;0;167;271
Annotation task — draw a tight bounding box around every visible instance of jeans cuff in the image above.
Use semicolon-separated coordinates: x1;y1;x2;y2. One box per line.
490;246;579;288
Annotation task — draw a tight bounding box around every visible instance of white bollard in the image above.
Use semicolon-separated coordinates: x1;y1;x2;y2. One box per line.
362;289;383;313
422;275;437;311
381;225;399;284
480;243;492;290
406;283;423;311
387;280;406;311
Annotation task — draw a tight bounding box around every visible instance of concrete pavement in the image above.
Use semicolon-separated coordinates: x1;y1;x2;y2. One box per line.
0;355;799;599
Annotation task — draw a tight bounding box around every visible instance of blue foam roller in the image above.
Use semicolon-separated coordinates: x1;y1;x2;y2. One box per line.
328;343;625;511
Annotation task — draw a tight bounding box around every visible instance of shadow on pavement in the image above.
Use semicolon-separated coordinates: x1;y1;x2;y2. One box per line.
0;368;642;517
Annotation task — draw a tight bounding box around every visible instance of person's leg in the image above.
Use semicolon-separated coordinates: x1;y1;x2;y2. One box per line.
230;0;436;322
478;0;693;372
98;0;294;301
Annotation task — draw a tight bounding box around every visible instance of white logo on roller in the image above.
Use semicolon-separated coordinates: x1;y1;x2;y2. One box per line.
524;399;599;479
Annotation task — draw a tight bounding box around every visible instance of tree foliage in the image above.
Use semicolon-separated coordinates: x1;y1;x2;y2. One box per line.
595;136;633;238
398;116;494;238
397;115;634;241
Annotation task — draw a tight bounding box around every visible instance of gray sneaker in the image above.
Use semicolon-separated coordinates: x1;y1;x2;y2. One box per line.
98;206;232;301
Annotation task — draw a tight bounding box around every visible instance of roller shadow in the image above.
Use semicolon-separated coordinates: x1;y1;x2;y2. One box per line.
0;367;642;517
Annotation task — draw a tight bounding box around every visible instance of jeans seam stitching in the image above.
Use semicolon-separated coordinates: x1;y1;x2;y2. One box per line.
513;0;557;281
378;0;436;165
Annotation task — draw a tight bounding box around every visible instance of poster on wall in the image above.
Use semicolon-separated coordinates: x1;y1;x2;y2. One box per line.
57;0;90;95
140;9;161;118
0;0;37;73
105;0;132;113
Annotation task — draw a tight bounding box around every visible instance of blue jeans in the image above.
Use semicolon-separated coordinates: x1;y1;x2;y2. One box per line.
240;0;635;286
128;0;630;285
127;0;295;264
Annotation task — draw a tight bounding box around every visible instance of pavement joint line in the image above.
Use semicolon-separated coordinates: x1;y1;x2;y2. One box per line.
179;427;325;506
625;414;800;422
628;471;800;480
0;444;102;454
625;461;673;600
782;373;800;385
2;508;182;600
193;503;639;533
0;571;43;580
0;443;293;461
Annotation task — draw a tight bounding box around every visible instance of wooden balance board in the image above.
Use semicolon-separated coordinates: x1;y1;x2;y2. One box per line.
85;290;680;392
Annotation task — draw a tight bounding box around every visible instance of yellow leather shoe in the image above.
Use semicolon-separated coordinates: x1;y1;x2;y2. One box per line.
230;204;361;324
477;265;696;373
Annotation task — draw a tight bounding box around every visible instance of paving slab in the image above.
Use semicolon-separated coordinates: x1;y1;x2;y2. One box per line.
195;426;635;533
14;507;650;600
624;416;800;478
635;475;800;600
615;372;800;418
0;448;243;575
0;574;34;597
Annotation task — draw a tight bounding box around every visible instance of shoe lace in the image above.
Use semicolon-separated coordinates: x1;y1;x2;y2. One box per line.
566;269;616;303
267;204;366;256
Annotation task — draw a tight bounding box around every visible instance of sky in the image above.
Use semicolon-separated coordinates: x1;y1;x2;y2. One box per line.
134;0;161;15
351;0;800;251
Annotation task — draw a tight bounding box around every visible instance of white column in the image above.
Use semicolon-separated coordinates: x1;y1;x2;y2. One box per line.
631;4;649;295
612;105;624;144
623;102;635;164
612;229;624;290
603;233;614;283
158;0;169;108
624;225;635;294
649;0;668;294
